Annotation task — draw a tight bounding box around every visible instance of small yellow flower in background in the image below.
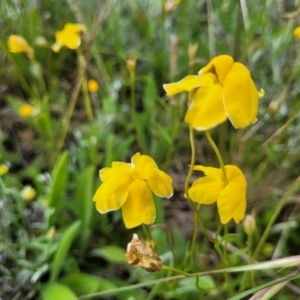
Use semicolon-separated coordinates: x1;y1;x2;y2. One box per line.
0;164;9;176
18;104;34;117
21;185;37;202
293;26;300;38
52;23;86;53
8;35;34;59
188;165;247;224
125;234;162;272
47;228;56;238
163;54;264;130
87;79;99;92
93;152;173;229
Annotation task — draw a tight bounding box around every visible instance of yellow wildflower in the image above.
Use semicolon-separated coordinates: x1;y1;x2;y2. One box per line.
47;228;56;238
87;79;99;92
93;153;173;229
163;54;264;130
188;165;247;224
52;23;86;53
293;26;300;38
18;104;34;117
8;35;34;59
125;234;162;272
0;164;9;176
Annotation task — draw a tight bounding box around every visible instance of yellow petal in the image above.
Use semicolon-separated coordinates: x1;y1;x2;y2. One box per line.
64;23;86;33
63;32;81;49
131;152;158;174
51;41;63;53
99;162;131;182
163;73;218;96
163;75;201;95
122;179;156;228
223;62;260;128
93;173;132;213
193;165;223;177
184;84;227;130
8;35;34;58
188;176;224;204
293;26;300;39
217;165;247;224
200;55;234;85
145;169;173;198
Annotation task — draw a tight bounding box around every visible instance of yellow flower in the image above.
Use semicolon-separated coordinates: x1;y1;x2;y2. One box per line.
8;35;34;59
188;165;247;224
93;153;173;228
52;23;86;53
18;104;34;117
87;79;99;92
293;26;300;38
163;54;264;130
0;164;9;176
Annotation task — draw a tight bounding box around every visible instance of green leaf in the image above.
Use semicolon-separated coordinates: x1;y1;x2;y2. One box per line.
90;245;127;264
48;151;69;226
40;283;77;300
60;272;116;296
50;220;81;282
75;166;94;253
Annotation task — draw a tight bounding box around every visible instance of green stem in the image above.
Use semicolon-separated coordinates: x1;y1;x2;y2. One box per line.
252;176;300;260
82;74;94;122
142;224;152;241
205;130;228;184
162;265;197;277
150;224;176;265
248;232;255;288
185;127;215;244
55;51;85;155
129;70;146;153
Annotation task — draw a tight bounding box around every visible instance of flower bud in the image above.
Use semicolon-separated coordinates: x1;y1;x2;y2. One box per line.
0;164;9;176
125;234;162;272
126;56;136;73
243;214;256;235
21;185;37;202
87;79;99;92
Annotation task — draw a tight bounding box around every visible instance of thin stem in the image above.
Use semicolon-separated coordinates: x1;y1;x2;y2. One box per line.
247;232;255;287
142;224;152;241
56;51;85;155
185;127;215;244
252;176;300;260
205;130;228;184
129;69;146;153
150;224;176;265
206;0;216;58
162;265;197;277
188;204;200;270
82;74;94;122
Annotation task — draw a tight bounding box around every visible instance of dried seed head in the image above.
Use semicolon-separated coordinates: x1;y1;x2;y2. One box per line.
125;234;162;272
